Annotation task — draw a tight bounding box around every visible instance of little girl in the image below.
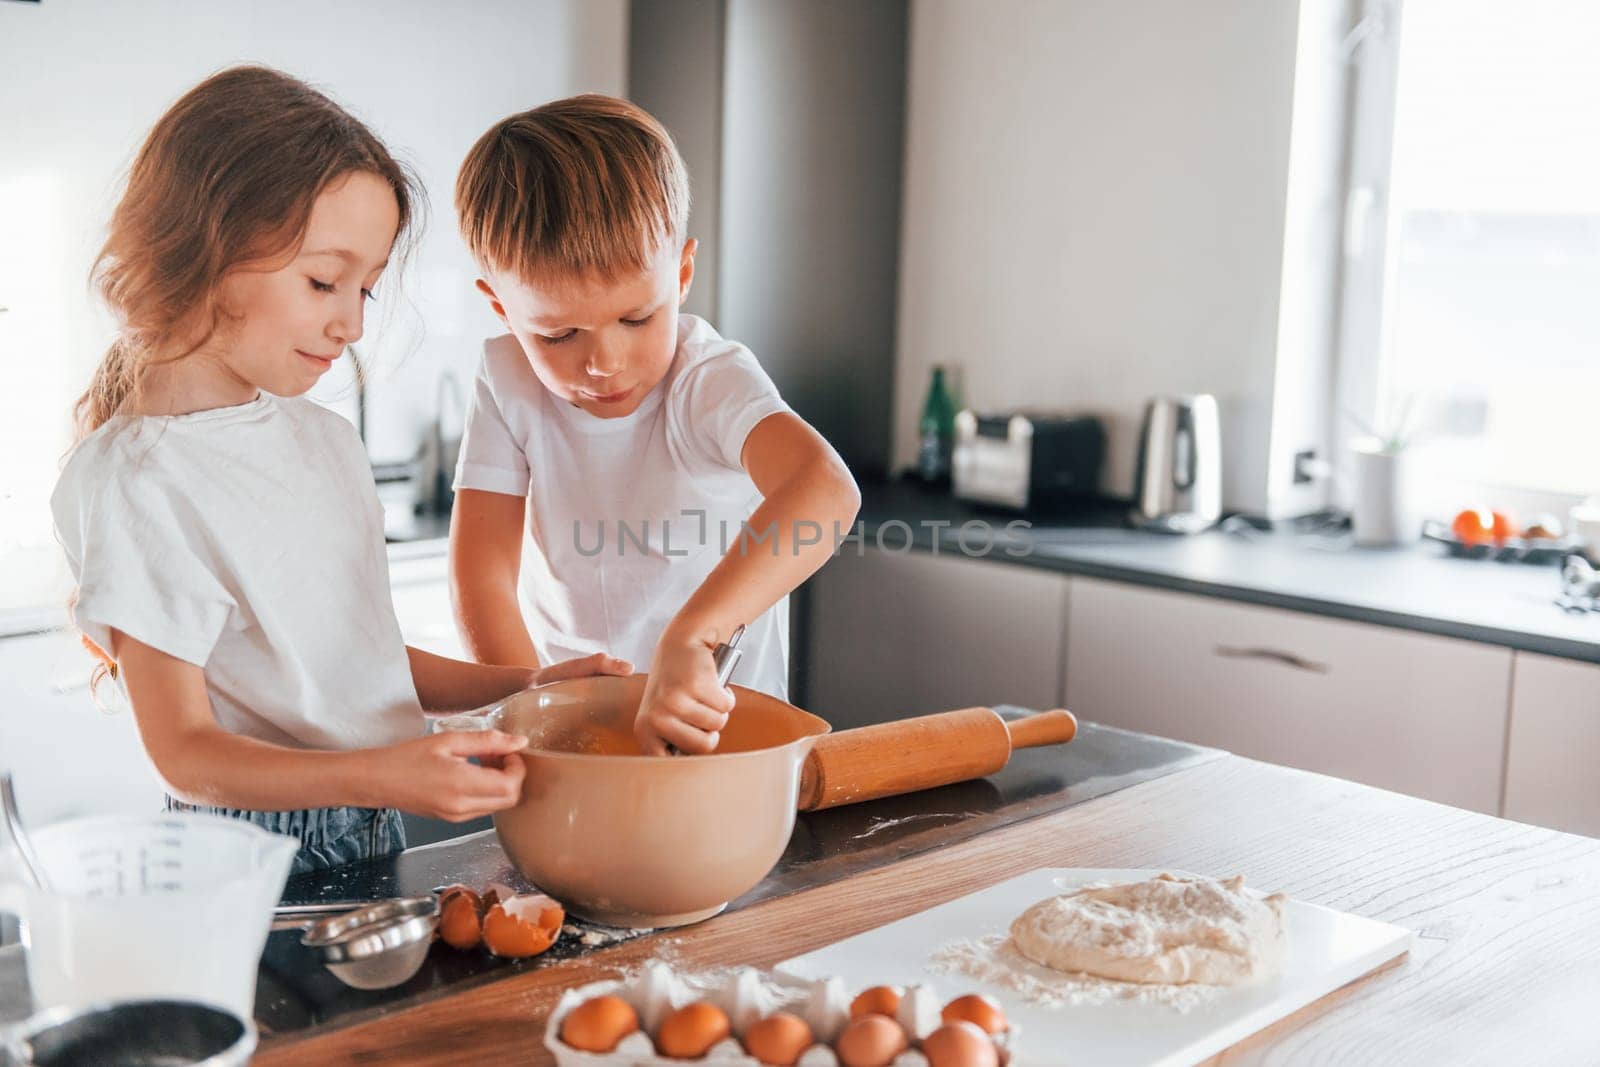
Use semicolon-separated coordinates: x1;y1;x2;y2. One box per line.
50;66;628;874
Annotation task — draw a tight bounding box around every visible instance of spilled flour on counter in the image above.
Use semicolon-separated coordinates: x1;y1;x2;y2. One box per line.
853;811;978;840
562;923;653;948
929;933;1223;1013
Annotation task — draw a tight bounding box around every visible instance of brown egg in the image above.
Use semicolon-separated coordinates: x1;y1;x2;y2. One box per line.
835;1014;908;1067
848;985;903;1019
940;993;1008;1034
435;885;484;950
921;1021;1000;1067
480;892;564;958
742;1011;814;1065
559;994;640;1053
657;1001;732;1059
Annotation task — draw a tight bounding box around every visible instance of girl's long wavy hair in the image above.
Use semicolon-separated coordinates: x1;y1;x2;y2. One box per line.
76;64;422;439
72;65;422;686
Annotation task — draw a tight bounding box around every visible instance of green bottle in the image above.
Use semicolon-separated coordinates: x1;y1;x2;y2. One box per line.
917;365;956;484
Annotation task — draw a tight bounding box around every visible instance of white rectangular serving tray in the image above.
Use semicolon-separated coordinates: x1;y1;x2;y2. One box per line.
776;868;1412;1067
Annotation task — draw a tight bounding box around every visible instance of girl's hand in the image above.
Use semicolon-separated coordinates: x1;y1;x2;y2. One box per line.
376;730;531;822
633;632;736;756
531;652;633;687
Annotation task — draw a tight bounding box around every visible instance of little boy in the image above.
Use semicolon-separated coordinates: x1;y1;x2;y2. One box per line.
449;94;860;755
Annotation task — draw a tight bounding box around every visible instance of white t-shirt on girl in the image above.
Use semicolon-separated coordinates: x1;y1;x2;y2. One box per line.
453;313;794;700
51;394;424;751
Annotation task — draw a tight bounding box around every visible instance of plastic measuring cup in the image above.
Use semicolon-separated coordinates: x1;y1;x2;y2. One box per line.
0;813;297;1017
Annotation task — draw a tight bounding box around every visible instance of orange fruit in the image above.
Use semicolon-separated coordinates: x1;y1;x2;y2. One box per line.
1451;508;1495;546
1491;510;1518;543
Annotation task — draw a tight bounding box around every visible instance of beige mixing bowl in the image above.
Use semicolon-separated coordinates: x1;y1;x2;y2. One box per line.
465;674;830;928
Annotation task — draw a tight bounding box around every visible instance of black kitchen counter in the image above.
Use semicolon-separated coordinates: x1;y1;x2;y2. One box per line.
848;477;1600;665
247;716;1220;1039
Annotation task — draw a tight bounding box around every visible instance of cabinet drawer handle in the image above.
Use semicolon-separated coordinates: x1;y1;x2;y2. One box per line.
1213;645;1329;674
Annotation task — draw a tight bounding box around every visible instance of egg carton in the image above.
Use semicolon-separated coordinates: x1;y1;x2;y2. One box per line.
544;959;1016;1066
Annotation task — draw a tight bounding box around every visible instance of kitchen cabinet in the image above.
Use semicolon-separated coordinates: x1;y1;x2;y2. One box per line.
1503;652;1600;837
1063;577;1512;814
801;548;1068;728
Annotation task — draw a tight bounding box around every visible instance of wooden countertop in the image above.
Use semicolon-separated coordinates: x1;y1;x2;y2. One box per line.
256;756;1600;1066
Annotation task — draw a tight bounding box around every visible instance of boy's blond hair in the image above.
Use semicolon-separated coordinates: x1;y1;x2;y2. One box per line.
455;94;690;284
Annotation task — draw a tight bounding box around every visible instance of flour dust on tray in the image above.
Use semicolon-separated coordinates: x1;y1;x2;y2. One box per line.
931;873;1287;1013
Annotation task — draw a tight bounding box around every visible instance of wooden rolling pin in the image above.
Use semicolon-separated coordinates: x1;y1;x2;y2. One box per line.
796;707;1078;811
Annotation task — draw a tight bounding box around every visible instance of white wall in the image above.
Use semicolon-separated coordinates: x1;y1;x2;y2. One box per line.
895;0;1347;516
0;0;626;611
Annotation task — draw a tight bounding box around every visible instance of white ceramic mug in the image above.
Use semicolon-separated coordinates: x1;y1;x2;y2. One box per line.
1350;437;1412;547
1569;501;1600;565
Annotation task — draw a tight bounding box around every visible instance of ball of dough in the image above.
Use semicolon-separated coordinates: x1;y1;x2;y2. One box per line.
1009;873;1287;985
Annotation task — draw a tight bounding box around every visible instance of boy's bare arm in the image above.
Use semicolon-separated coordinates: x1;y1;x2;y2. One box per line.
448;488;542;668
672;411;861;644
635;412;858;754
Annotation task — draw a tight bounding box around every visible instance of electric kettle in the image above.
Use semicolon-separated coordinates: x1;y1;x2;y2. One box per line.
1131;394;1221;533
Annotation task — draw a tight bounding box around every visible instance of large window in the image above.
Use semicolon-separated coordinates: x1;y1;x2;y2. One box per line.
1340;0;1600;515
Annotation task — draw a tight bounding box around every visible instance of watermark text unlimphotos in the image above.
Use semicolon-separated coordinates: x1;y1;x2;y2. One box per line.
571;510;1034;559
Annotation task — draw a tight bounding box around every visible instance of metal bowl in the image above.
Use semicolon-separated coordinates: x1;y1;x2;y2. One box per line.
299;895;438;990
469;674;830;928
3;999;255;1067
